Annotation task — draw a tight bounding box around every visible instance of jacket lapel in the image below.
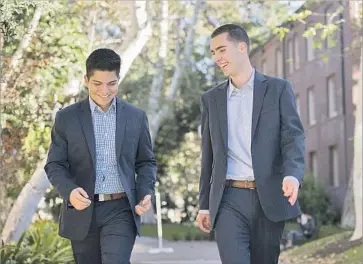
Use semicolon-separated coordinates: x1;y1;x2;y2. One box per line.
78;98;96;167
115;98;127;159
213;81;229;154
251;71;268;139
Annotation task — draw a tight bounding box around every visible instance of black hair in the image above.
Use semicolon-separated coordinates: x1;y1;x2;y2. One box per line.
211;23;250;52
86;48;121;79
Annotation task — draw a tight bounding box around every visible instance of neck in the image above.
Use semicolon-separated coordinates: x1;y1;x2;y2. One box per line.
230;63;253;88
99;104;111;112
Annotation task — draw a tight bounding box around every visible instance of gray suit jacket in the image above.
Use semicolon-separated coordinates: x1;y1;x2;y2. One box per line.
199;71;305;229
45;97;156;240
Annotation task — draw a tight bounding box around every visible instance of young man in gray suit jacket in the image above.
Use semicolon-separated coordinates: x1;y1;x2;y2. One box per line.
45;48;156;264
197;24;305;264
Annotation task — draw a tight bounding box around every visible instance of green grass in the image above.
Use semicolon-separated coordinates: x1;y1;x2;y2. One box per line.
140;223;210;241
142;223;346;241
284;231;351;257
336;244;363;264
317;225;348;239
285;222;346;239
280;231;363;264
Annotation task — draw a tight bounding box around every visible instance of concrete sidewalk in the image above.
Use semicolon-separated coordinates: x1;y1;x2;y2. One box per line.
131;237;221;264
131;237;290;264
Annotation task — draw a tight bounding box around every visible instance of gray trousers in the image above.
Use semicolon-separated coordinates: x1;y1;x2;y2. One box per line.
214;187;285;264
71;198;137;264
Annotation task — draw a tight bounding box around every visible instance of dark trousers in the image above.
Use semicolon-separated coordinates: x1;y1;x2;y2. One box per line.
214;187;285;264
71;198;137;264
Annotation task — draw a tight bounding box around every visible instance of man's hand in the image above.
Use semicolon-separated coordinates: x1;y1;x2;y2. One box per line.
196;212;211;233
282;178;299;206
135;195;152;215
69;187;91;210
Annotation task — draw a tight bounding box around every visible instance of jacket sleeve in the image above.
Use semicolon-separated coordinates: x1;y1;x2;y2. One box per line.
44;111;78;200
198;94;213;210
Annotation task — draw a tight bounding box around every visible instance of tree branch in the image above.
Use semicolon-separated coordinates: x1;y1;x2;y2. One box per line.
0;4;43;92
118;1;152;83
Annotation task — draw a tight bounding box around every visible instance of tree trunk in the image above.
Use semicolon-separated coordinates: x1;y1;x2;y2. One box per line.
141;0;202;224
0;4;43;92
350;34;362;241
118;1;151;83
341;175;355;228
1;160;49;244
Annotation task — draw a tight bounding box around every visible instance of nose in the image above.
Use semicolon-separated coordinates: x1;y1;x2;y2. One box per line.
98;85;109;95
214;54;222;65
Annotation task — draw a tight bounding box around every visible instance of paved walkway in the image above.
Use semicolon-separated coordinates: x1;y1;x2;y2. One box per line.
131;237;290;264
131;237;220;264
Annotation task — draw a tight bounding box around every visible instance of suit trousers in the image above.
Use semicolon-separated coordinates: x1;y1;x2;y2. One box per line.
71;198;137;264
214;187;285;264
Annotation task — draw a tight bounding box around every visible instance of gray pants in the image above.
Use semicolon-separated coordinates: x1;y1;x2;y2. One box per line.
214;187;285;264
71;198;137;264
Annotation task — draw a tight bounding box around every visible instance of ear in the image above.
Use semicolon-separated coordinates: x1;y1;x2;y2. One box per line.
84;74;88;87
239;42;248;54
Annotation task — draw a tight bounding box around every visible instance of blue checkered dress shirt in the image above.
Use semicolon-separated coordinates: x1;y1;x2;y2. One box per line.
89;97;124;194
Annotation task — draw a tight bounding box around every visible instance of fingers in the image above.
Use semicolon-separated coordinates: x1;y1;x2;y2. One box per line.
282;180;299;206
282;182;293;197
75;189;91;204
135;205;147;215
141;195;151;207
78;188;89;199
143;195;152;203
70;188;91;210
75;195;91;206
197;214;210;233
288;187;298;206
135;195;152;215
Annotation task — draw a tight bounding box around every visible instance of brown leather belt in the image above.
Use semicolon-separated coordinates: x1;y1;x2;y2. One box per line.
94;192;127;202
225;180;256;189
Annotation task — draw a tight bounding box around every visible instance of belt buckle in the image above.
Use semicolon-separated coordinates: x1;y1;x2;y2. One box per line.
99;194;105;201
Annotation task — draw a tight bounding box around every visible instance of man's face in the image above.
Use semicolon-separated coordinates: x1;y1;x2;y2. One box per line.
84;70;118;109
210;32;247;77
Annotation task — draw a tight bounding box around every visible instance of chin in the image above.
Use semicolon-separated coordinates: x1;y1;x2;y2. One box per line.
222;71;231;77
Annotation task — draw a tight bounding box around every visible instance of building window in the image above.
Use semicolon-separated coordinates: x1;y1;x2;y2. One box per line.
276;48;283;77
262;60;267;74
288;39;294;75
308;87;316;125
327;74;337;118
294;34;300;69
296;94;301;117
309;151;318;179
329;145;339;187
307;33;315;61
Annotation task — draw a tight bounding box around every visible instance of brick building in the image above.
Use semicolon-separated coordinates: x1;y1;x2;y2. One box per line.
249;0;361;210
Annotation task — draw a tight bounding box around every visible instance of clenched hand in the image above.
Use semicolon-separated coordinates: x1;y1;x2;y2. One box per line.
69;187;91;210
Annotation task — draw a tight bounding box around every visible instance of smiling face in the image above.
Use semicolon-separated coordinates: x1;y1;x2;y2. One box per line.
210;32;248;78
84;70;118;111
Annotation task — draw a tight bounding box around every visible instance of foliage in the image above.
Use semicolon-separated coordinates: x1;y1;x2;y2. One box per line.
280;231;363;264
0;0;87;230
0;220;74;264
141;223;211;241
299;173;341;225
0;0;40;43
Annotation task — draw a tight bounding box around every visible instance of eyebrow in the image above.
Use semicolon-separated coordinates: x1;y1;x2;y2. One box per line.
211;45;227;53
92;79;118;84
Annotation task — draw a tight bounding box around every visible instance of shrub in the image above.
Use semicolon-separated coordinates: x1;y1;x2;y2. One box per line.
298;173;340;225
0;220;74;264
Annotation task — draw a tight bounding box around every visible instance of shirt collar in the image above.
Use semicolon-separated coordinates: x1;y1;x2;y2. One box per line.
89;96;116;113
228;68;255;98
